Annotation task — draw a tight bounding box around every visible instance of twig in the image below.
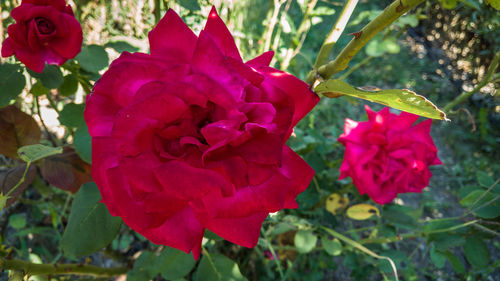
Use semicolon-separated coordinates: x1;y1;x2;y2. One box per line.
6;163;31;197
262;0;286;53
280;0;319;70
443;50;500;112
313;0;425;82
464;178;500;216
321;226;399;281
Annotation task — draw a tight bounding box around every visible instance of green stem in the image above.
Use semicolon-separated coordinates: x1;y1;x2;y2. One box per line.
443;50;500;112
6;162;31;197
262;0;286;53
313;0;359;69
321;226;399;281
316;0;425;81
0;258;127;277
154;0;161;25
202;247;222;281
261;228;284;279
464;178;500;215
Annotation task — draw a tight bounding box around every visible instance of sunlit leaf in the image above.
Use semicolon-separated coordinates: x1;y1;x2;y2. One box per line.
321;237;342;256
486;0;500;10
315;79;448;120
294;230;318;254
346;204;379;220
325;193;349;215
18;144;63;163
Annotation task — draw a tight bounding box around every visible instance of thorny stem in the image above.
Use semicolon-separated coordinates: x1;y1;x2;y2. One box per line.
443;50;500;112
0;258;127;277
308;0;425;85
312;0;359;70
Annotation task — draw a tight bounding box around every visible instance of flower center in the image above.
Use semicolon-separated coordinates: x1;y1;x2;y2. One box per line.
35;17;55;35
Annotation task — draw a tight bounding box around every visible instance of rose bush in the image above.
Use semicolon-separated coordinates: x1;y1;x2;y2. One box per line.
1;0;82;73
338;106;441;204
84;7;319;258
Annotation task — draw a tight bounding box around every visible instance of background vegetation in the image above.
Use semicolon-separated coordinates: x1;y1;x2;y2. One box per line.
0;0;499;280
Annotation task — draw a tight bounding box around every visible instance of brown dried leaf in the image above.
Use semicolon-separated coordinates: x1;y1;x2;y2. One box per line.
40;147;92;193
0;164;36;207
0;105;41;158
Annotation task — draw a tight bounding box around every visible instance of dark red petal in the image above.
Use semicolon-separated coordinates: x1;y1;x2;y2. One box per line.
203;6;242;62
142;206;205;259
154;161;235;199
246;51;274;67
149;9;197;62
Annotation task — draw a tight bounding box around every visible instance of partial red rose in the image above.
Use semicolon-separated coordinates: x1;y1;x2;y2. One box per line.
1;0;83;73
84;7;319;258
338;106;441;204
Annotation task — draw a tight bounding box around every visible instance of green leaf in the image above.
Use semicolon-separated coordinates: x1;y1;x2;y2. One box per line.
476;171;495;187
459;190;492;207
158;247;197;280
294;230;318;254
105;41;140;53
127;251;156;281
58;74;79;97
59;103;85;128
204;230;224;241
443;250;465;275
366;37;400;57
314;79;447;120
438;0;458;9
18;144;62;162
0;63;26;108
432;234;465;251
486;0;500;10
383;205;418;230
195;253;247;281
30;81;50;97
39;65;63;89
60;182;122;257
76;45;109;73
321;237;342;256
74;124;92;164
464;236;490;269
8;213;27;229
346;204;380;220
430;244;446;269
178;0;201;11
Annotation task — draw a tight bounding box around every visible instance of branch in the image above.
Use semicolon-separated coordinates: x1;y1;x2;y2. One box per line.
0;258;128;277
443;50;500;112
262;0;286;53
316;0;425;81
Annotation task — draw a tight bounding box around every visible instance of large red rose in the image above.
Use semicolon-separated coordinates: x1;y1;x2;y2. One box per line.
338;106;441;204
1;0;83;73
84;8;319;258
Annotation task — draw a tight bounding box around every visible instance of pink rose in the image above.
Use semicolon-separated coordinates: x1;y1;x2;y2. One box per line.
338;106;441;204
84;8;319;258
1;0;83;73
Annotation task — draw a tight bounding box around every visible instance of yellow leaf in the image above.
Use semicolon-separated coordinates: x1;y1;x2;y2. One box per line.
346;204;380;220
325;193;349;215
